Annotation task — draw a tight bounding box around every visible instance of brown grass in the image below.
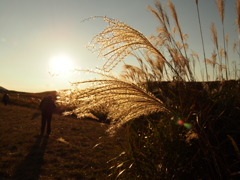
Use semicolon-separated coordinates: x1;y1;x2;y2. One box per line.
215;0;225;23
0;103;127;179
236;0;240;29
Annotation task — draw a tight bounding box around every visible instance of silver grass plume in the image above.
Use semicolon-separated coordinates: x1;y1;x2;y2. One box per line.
86;16;182;79
57;70;169;133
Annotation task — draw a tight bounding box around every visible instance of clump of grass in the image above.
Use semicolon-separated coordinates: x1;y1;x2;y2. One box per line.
57;0;240;179
57;70;169;133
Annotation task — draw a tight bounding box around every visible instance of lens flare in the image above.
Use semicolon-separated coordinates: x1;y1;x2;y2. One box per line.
176;118;193;130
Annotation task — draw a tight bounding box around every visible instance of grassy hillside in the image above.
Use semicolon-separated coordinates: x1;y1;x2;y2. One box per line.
0;90;57;109
0;103;126;180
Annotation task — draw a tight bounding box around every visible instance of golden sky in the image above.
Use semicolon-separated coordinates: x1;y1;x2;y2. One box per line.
0;0;238;92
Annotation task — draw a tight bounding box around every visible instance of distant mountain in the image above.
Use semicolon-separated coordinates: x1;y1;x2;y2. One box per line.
0;86;8;91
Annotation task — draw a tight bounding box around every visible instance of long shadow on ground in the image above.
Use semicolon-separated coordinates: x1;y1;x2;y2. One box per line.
13;135;48;180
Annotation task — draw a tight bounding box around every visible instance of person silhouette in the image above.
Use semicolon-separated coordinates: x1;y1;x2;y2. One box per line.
39;96;56;136
2;93;9;106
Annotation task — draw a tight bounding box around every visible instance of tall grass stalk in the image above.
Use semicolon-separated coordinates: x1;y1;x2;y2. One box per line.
236;0;240;61
215;0;229;80
168;0;194;81
195;0;208;81
211;22;225;79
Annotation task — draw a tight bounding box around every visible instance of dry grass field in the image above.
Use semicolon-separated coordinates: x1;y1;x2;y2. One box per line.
0;103;127;180
1;1;240;179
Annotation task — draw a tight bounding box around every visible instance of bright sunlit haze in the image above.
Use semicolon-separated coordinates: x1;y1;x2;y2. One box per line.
49;54;73;73
0;0;238;92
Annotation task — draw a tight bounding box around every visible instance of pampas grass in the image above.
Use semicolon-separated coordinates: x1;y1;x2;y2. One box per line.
57;70;169;133
57;0;240;179
236;0;240;61
86;16;182;80
215;0;229;79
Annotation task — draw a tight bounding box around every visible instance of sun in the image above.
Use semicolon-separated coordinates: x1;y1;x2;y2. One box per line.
49;54;73;73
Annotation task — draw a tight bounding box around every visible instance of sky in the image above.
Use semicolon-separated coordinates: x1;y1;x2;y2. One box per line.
0;0;238;92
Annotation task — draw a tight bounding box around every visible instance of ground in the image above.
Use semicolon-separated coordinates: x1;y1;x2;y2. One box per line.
0;103;126;180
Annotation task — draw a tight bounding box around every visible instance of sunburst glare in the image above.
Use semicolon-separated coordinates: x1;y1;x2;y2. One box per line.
49;54;73;73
